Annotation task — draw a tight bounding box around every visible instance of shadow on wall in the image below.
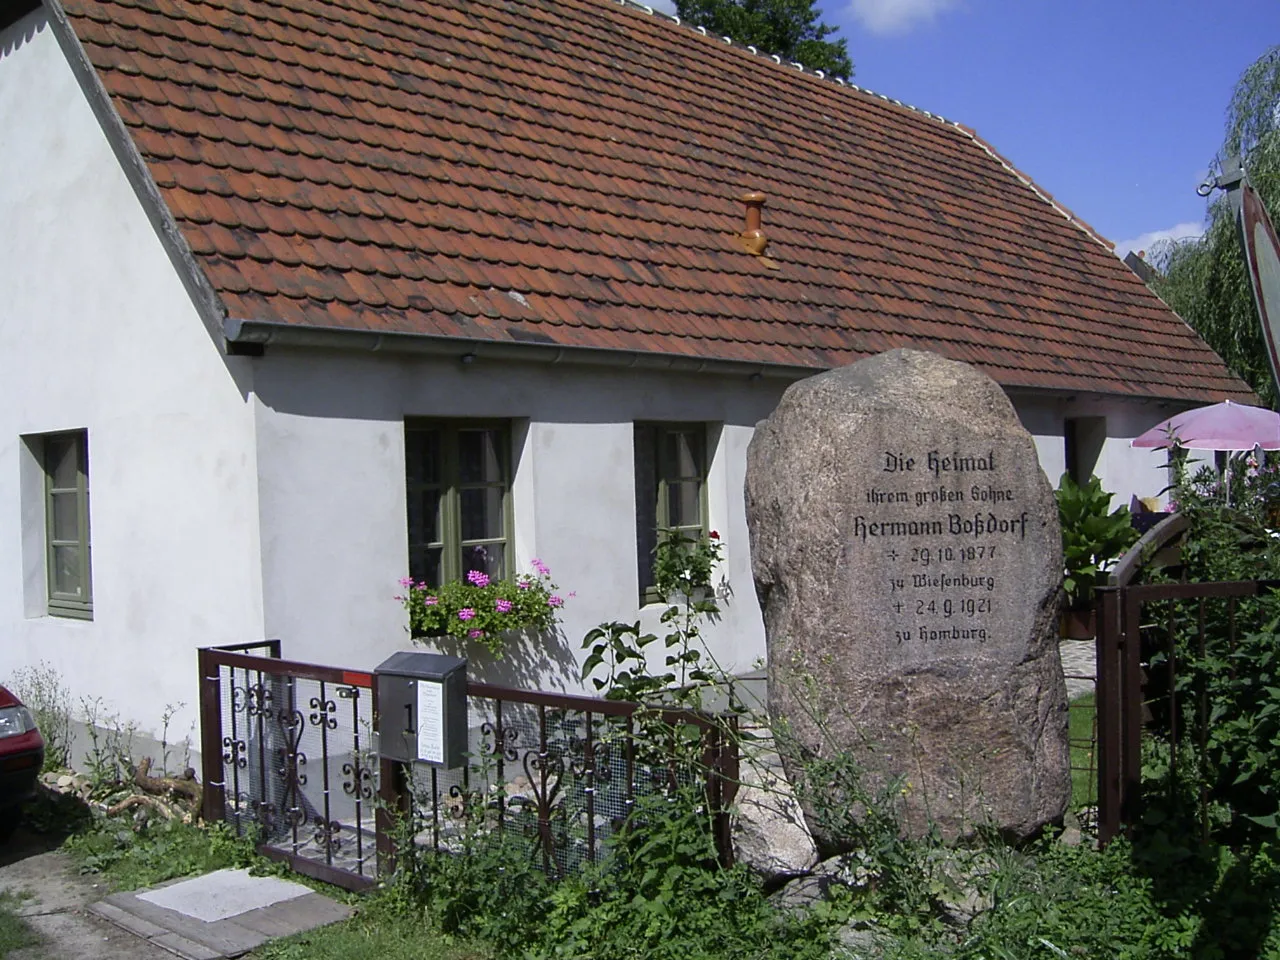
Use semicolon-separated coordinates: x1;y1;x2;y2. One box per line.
2;7;44;58
249;349;787;428
413;626;582;693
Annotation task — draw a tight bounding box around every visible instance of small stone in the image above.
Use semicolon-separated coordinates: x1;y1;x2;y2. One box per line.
767;855;864;913
836;922;888;959
56;775;75;789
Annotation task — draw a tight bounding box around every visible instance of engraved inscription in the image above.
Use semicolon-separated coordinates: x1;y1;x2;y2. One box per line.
856;448;1027;647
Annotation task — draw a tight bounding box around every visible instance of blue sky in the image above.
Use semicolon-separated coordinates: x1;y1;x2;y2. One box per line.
650;0;1280;259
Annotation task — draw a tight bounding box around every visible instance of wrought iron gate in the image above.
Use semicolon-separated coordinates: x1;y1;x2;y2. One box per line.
198;642;379;889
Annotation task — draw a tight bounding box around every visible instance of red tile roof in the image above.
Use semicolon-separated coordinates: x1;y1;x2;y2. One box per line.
58;0;1250;401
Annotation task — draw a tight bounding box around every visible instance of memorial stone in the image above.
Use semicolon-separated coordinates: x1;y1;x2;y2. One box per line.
746;349;1068;844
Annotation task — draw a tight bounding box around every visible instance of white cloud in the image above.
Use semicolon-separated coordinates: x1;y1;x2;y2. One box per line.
846;0;959;35
1112;221;1203;260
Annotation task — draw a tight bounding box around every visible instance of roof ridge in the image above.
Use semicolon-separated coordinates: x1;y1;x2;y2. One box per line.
607;0;958;128
955;123;1116;254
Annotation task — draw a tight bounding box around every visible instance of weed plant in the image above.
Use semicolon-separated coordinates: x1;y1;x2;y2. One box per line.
386;780;832;960
6;661;73;771
254;892;490;960
0;891;38;960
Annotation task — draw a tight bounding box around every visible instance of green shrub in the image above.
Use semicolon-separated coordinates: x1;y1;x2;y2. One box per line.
1056;473;1139;609
392;783;831;960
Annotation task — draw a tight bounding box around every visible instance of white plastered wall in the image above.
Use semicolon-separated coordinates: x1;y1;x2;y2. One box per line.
251;351;1198;691
249;349;785;691
0;12;263;745
1015;392;1186;510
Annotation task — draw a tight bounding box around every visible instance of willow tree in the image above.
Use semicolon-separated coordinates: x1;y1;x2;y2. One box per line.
1152;45;1280;408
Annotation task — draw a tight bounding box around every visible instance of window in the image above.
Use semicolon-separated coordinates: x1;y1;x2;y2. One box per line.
405;421;511;587
43;431;92;619
634;423;708;601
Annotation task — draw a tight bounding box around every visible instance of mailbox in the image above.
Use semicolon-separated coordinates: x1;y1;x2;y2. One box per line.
374;651;468;768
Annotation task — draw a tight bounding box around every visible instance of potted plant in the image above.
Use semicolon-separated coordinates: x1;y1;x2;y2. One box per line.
396;560;569;657
1056;473;1139;638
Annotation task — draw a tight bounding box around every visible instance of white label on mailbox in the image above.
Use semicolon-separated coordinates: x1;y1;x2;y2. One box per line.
416;679;445;764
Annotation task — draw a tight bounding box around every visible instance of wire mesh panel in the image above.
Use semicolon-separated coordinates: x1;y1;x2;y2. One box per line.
199;646;378;890
404;687;736;877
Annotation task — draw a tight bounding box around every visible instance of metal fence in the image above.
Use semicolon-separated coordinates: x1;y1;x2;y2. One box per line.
1090;512;1280;844
198;644;739;890
1095;578;1280;844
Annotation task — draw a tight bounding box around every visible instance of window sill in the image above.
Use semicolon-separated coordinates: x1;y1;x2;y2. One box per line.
43;605;93;622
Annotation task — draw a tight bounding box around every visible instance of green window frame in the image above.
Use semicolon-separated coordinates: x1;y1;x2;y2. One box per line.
44;430;92;619
405;420;512;588
634;423;708;603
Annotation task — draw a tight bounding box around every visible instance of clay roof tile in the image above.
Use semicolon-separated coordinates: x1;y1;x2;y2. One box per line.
56;0;1252;402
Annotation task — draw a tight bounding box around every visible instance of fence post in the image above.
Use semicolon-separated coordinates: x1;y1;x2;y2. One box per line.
376;757;410;878
1095;587;1120;845
197;647;226;824
711;715;740;867
374;666;410;879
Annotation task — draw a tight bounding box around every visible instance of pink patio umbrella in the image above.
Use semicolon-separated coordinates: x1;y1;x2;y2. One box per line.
1131;400;1280;451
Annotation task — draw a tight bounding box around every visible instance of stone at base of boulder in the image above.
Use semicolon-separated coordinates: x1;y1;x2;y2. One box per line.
835;921;888;959
767;855;866;912
731;743;819;882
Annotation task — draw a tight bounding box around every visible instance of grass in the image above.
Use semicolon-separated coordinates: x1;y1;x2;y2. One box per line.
64;816;261;892
1069;692;1097;809
250;895;489;960
0;891;38;959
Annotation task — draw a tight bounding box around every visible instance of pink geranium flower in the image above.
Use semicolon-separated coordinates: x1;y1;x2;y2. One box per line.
467;570;491;588
458;607;476;621
495;598;513;613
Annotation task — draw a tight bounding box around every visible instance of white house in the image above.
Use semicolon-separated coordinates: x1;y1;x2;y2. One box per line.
0;0;1251;749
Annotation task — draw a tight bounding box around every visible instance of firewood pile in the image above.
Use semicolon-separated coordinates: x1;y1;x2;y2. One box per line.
42;757;202;824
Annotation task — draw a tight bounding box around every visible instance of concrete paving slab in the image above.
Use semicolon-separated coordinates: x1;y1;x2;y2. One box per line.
149;930;224;960
89;900;170;939
137;868;310;922
228;903;308;938
236;892;348;933
92;870;354;959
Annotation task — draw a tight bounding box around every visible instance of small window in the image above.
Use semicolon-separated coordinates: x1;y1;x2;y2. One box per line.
43;431;92;619
635;423;708;601
405;421;511;587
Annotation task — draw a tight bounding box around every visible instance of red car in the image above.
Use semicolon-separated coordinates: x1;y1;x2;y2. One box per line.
0;685;44;842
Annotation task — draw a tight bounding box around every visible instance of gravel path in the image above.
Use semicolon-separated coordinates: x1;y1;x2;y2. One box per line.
0;828;173;960
1059;639;1097;700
